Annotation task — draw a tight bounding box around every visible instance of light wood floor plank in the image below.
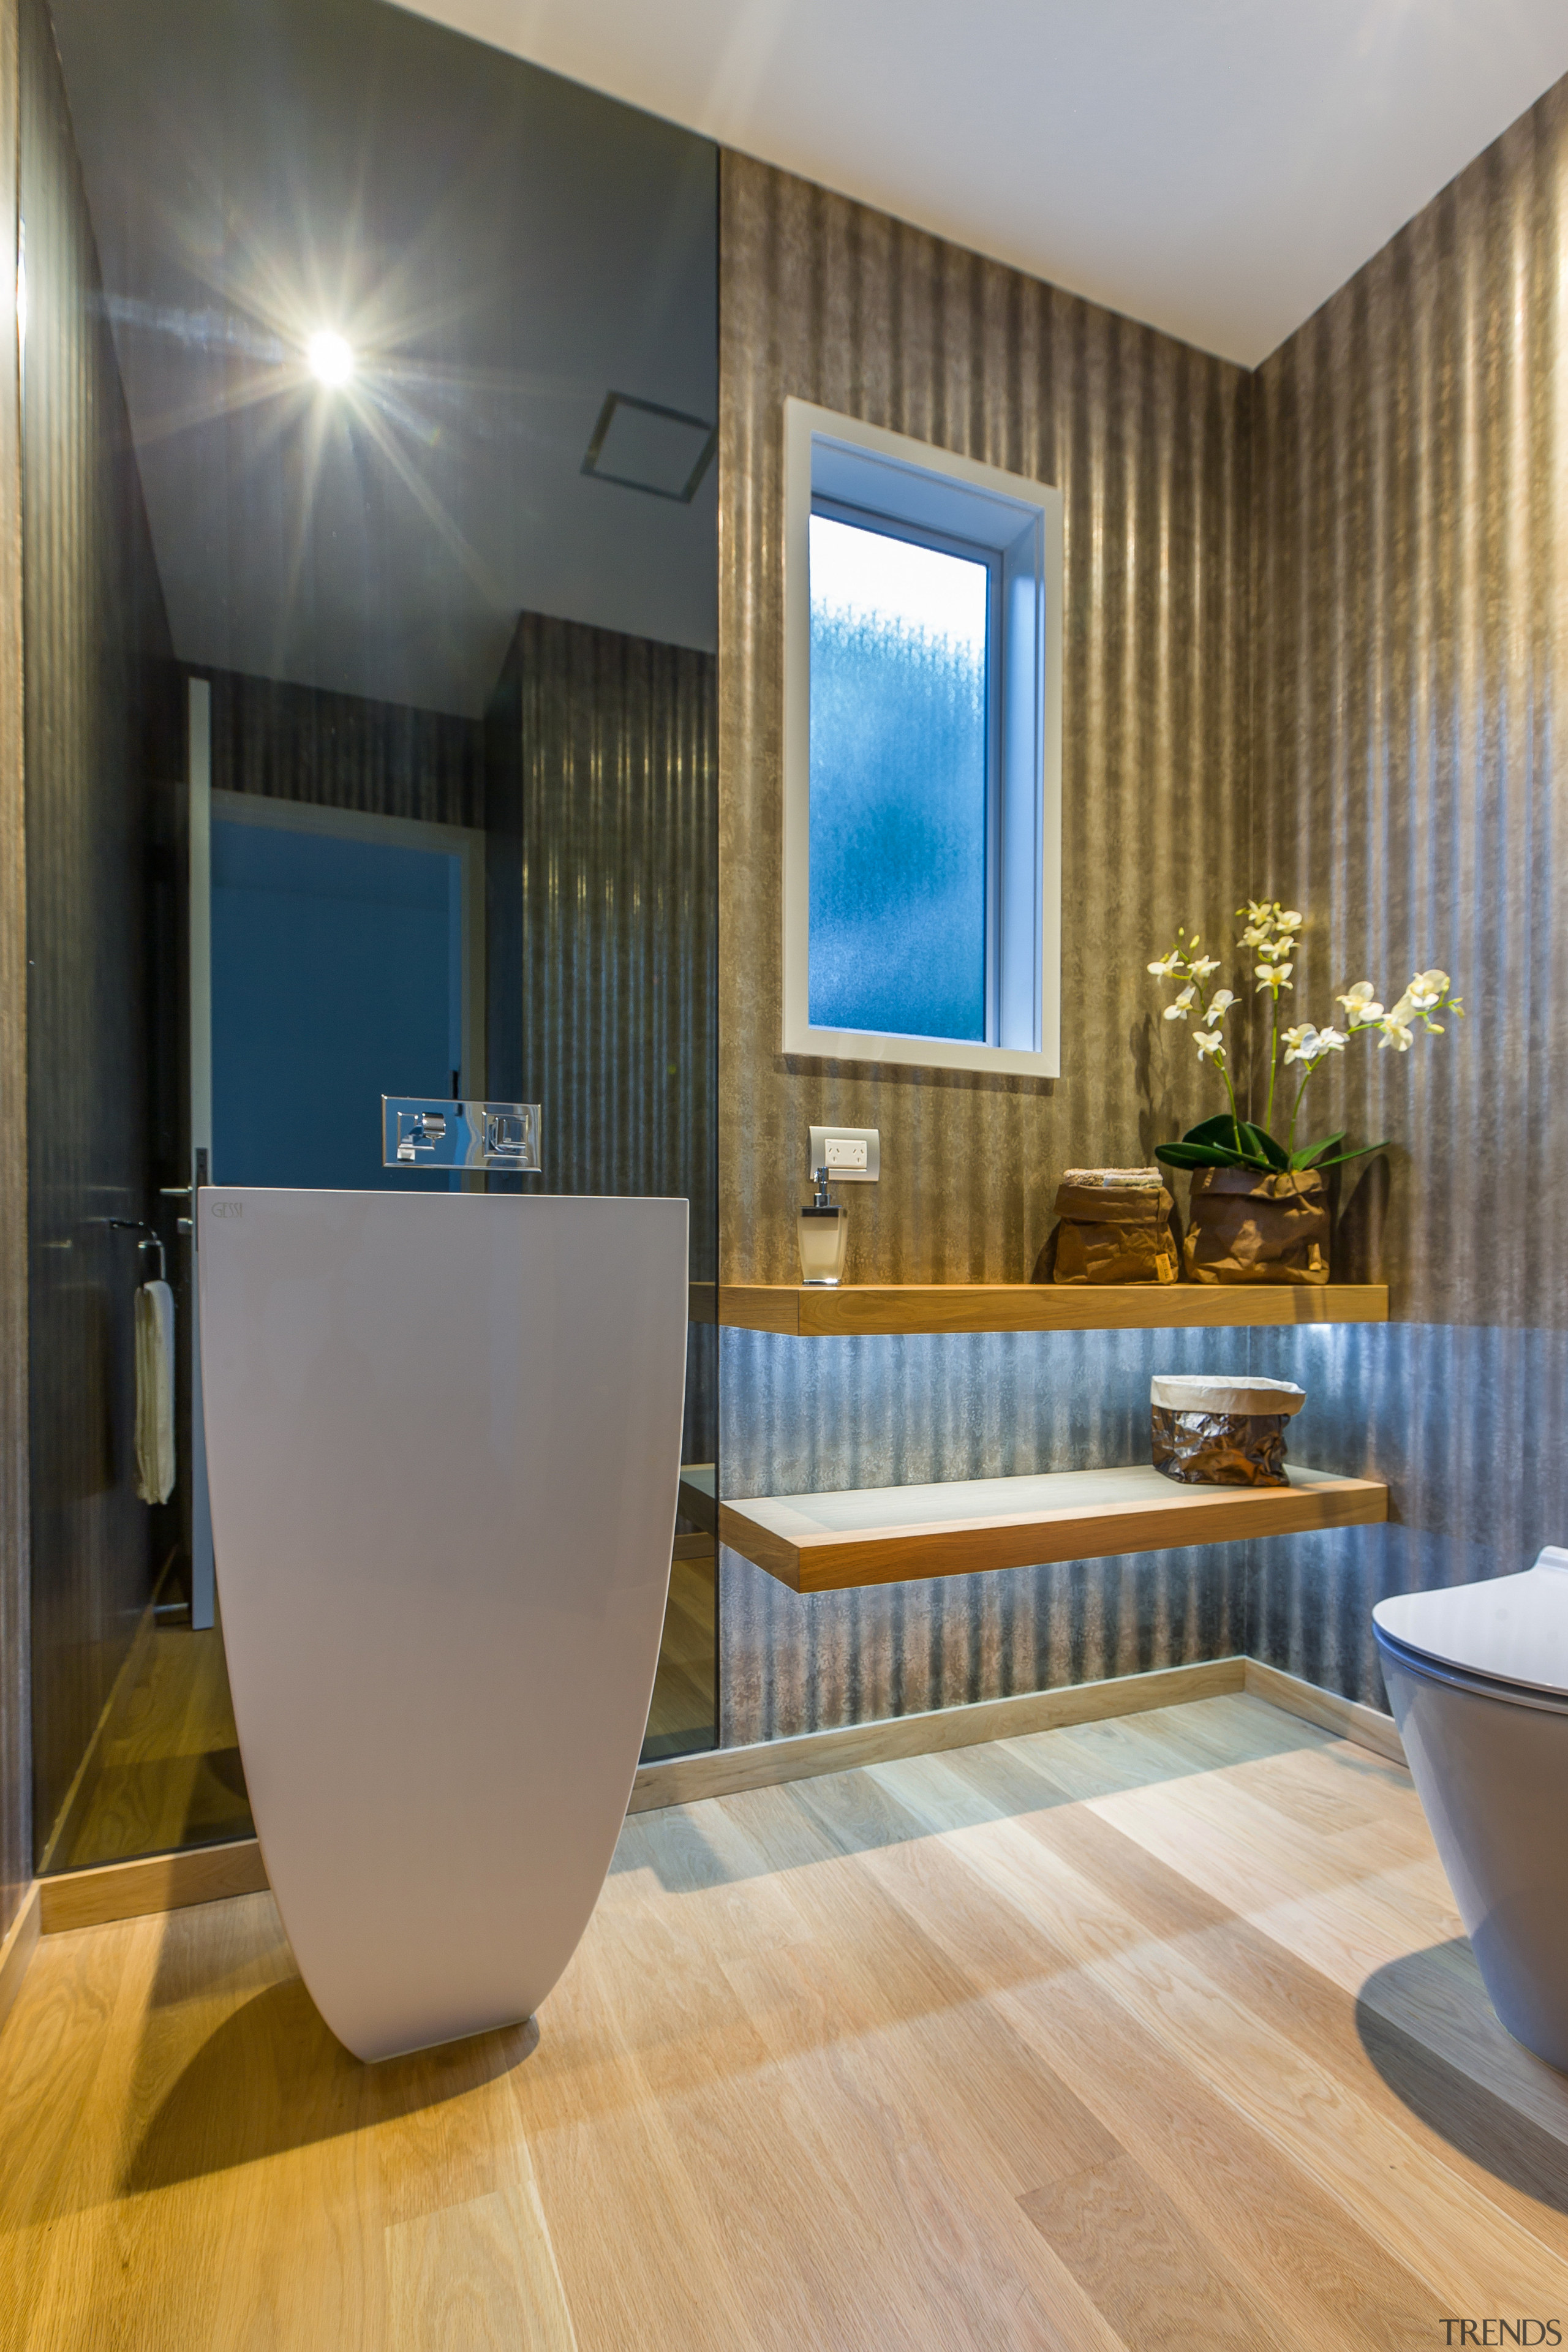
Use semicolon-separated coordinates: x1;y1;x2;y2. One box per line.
791;1760;1452;2351
1043;1743;1568;2141
867;1746;1568;2317
3;1695;1565;2350
995;1784;1568;2250
572;1783;1116;2351
1021;2150;1300;2351
386;2181;578;2352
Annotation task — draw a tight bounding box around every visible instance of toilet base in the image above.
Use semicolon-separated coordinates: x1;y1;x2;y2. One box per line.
1378;1633;1568;2076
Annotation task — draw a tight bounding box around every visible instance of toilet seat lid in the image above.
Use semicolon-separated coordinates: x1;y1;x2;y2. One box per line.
1373;1549;1568;1696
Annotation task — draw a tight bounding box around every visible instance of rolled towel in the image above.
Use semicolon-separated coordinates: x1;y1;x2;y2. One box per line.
135;1278;176;1505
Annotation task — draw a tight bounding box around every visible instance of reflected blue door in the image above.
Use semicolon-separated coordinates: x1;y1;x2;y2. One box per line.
211;820;463;1190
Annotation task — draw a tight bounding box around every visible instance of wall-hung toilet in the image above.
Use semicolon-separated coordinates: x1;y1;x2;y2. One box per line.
199;1187;688;2062
1373;1550;1568;2072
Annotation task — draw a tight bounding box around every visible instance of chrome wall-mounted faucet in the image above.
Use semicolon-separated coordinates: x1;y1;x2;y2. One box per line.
382;1097;542;1173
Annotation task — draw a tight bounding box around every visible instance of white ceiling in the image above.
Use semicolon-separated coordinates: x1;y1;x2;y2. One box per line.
394;0;1568;367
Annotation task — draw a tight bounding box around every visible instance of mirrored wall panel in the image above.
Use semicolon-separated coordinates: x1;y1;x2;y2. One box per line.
26;0;718;1877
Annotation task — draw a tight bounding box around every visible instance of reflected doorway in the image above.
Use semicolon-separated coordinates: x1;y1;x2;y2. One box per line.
211;802;483;1194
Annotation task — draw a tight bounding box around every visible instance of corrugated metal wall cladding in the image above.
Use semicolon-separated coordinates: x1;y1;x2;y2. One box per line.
503;611;717;1238
1248;80;1568;1703
718;153;1254;1292
488;610;718;1463
208;667;484;831
717;153;1254;1740
718;82;1568;1740
722;1542;1247;1749
723;1327;1273;1501
719;1337;1250;1745
719;1322;1261;1747
20;0;171;1859
0;0;28;1947
1248;1324;1568;1705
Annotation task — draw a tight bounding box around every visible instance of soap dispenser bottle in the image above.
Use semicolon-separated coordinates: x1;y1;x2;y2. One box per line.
797;1166;849;1286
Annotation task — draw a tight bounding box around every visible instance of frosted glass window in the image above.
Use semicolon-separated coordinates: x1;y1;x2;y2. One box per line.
808;512;990;1041
783;401;1062;1077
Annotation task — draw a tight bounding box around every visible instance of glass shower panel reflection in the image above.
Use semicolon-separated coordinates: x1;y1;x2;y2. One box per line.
29;0;719;1878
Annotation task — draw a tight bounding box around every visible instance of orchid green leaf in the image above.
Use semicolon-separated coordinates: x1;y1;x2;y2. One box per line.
1300;1139;1391;1172
1290;1131;1346;1170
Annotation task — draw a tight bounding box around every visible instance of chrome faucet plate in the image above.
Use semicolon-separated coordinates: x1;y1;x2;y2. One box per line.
382;1097;541;1172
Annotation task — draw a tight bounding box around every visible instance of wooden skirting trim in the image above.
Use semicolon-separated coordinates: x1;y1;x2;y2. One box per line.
629;1654;1249;1811
0;1880;40;2032
1243;1658;1406;1765
39;1837;270;1937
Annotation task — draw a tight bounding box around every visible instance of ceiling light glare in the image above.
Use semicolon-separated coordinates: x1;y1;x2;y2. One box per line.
306;329;355;388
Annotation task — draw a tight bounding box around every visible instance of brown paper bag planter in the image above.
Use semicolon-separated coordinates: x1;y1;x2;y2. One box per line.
1033;1167;1178;1286
1150;1373;1306;1488
1183;1165;1329;1286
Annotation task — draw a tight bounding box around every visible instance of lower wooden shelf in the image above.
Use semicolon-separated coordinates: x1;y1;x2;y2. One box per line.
718;1462;1389;1594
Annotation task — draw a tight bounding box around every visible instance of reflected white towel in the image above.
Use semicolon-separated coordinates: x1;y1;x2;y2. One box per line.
135;1278;176;1505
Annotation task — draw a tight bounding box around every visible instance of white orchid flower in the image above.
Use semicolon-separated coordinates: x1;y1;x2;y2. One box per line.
1188;955;1221;979
1241;900;1273;925
1147;949;1185;978
1336;981;1383;1027
1379;1013;1414;1052
1276;910;1303;932
1254;962;1293;989
1406;969;1450;1012
1204;989;1237;1025
1284;1023;1349;1066
1164;984;1197;1022
1240;924;1269;948
1194;1028;1226;1060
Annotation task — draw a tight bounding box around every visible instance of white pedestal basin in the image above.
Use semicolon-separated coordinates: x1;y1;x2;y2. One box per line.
198;1186;689;2061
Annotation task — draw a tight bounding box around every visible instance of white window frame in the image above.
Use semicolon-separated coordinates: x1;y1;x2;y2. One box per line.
782;398;1063;1076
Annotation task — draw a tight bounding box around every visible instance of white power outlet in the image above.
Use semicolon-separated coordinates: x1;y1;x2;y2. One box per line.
808;1126;880;1183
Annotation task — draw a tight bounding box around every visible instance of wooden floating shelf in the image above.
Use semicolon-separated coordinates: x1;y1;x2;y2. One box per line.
719;1463;1389;1594
718;1282;1389;1338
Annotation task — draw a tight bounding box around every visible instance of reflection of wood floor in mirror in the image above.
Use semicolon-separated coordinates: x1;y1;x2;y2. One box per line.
50;1610;255;1873
53;1546;717;1874
6;1694;1566;2350
643;1545;717;1759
